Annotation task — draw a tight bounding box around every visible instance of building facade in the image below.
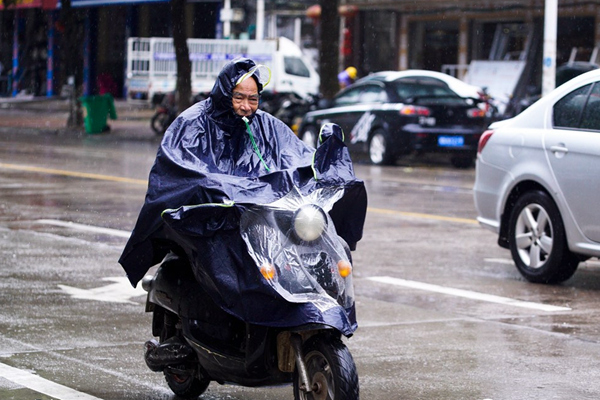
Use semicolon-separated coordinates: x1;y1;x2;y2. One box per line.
0;1;222;97
344;0;600;97
1;0;599;100
0;0;317;98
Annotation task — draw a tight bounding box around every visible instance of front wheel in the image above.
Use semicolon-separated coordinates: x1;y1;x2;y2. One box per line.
508;190;579;283
293;334;359;400
164;364;210;399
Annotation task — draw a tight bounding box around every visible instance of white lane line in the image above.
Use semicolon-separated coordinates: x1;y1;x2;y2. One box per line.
367;276;571;312
0;362;103;400
35;219;131;238
484;258;515;265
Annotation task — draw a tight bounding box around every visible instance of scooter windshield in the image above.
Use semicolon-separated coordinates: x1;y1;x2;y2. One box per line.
240;186;355;312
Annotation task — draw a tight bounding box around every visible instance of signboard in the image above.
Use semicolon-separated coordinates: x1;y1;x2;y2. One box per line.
69;0;167;6
220;8;245;23
463;60;526;105
0;0;56;9
1;0;164;8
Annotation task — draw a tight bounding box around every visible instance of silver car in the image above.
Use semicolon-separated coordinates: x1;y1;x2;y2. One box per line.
474;69;600;283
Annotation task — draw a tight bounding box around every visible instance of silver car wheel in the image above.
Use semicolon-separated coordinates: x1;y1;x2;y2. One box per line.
369;133;386;164
514;203;553;269
508;190;579;283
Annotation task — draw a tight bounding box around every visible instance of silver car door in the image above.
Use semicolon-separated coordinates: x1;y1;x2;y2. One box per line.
546;82;600;243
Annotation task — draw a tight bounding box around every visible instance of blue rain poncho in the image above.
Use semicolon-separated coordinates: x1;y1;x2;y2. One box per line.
119;58;367;335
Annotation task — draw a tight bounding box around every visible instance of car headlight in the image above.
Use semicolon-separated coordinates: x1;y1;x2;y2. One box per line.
293;205;327;242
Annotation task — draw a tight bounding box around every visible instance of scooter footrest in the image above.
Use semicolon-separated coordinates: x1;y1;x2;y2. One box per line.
144;337;195;372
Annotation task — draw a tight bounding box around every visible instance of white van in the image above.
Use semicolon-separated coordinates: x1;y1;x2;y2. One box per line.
126;36;320;102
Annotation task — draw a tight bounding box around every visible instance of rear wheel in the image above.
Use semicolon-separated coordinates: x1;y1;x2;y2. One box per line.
155;307;210;398
368;130;394;165
508;190;579;283
293;334;359;400
151;111;170;135
164;364;209;399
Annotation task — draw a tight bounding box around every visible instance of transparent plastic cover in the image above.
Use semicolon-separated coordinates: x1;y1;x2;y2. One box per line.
240;186;354;312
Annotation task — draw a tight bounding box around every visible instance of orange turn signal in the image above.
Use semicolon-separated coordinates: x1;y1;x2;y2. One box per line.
260;263;277;280
337;260;352;278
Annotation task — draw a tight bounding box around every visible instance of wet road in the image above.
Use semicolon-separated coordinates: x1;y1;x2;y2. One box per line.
2;128;600;400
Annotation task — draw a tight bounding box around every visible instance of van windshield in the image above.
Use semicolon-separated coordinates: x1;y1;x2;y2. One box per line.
284;56;311;78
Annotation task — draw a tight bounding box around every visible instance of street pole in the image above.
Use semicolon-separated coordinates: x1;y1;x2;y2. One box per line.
542;0;557;96
256;0;264;40
223;0;231;38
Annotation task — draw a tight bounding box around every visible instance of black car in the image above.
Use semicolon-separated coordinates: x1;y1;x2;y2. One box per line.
297;73;489;167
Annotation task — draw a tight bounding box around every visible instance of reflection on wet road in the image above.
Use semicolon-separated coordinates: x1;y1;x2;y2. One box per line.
2;130;600;399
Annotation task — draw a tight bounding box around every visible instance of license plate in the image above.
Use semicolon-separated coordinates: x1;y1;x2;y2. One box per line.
438;135;464;147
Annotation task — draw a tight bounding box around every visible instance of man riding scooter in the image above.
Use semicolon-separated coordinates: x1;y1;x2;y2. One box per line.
119;58;367;399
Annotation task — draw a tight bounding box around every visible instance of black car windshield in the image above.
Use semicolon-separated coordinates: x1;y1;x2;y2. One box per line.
391;79;467;106
333;84;387;106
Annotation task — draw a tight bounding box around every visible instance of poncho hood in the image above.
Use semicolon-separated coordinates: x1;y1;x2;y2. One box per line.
207;57;267;127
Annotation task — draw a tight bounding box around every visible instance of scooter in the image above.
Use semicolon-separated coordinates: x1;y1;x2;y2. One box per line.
141;186;360;399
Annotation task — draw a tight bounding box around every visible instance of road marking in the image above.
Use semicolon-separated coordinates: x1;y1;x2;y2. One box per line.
1;162;478;225
0;163;478;224
367;276;571;312
35;219;131;238
367;207;478;225
485;258;515;265
59;277;146;304
0;361;103;400
0;162;148;185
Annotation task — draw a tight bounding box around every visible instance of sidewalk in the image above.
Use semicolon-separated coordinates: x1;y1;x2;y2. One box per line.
0;96;156;138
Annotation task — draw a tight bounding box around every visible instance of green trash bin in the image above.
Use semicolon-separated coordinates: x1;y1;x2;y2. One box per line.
80;94;118;134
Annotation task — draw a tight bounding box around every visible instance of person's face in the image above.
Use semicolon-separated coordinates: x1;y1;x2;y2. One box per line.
232;77;259;117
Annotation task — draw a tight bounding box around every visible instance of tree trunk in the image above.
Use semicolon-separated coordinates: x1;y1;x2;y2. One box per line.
319;0;340;100
171;0;192;113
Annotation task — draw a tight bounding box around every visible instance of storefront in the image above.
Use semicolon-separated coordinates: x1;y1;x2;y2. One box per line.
345;1;600;76
0;0;220;98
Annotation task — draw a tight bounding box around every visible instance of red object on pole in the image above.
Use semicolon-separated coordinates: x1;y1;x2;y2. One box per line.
342;28;352;57
339;5;358;18
306;4;320;20
306;4;359;19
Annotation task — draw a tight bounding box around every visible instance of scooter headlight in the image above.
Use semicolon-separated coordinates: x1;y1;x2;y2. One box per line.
293;205;327;242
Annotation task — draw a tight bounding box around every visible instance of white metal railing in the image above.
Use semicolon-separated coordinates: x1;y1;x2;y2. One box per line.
127;37;278;81
126;37;279;98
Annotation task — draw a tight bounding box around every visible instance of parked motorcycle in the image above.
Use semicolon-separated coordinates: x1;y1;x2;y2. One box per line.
274;92;321;133
141;185;360;399
150;92;177;135
150;93;207;135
